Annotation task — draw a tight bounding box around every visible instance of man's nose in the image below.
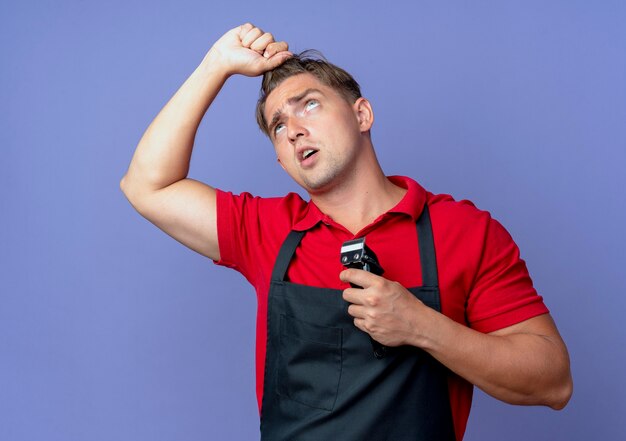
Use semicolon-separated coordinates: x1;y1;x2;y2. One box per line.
287;117;308;143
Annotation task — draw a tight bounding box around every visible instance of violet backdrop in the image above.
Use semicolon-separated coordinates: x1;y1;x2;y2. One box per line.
1;1;625;440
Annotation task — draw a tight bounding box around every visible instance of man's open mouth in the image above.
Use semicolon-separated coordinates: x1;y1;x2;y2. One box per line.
300;148;319;162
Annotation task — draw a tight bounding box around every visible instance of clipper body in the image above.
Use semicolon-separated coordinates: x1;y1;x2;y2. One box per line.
341;238;388;359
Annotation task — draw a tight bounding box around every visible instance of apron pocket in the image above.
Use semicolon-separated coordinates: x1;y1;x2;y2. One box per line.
277;314;342;411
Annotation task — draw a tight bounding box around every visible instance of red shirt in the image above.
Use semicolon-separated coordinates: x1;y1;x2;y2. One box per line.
214;175;548;440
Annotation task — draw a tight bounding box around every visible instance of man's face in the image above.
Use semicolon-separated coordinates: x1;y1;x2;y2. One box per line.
263;73;370;194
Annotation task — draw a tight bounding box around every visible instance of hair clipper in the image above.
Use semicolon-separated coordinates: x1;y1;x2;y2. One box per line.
341;237;387;359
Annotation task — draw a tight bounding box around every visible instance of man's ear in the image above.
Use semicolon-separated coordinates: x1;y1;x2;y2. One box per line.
353;97;374;132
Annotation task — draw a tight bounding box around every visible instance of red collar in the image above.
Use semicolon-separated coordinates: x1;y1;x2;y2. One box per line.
292;176;427;231
386;175;428;222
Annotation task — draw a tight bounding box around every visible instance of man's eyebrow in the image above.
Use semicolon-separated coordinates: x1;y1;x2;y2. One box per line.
268;88;323;134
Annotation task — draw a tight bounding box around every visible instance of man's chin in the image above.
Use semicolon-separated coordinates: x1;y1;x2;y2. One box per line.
300;173;341;195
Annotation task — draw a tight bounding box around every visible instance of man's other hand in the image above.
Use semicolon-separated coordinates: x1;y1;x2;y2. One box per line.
340;269;429;347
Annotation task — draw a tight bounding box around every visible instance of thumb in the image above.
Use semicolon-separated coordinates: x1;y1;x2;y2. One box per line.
264;51;293;70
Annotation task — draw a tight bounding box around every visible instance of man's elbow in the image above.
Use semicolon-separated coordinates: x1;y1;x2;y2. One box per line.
120;174;128;195
120;174;135;202
547;374;573;410
521;343;573;410
119;174;146;212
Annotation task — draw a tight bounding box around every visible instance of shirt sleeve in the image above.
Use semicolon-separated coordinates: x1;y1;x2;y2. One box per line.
465;213;549;333
213;189;301;287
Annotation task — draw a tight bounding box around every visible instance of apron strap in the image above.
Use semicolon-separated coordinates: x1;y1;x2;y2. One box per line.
270;230;306;282
416;204;439;287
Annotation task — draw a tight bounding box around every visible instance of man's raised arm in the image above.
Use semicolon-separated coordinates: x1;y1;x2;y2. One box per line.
120;24;291;261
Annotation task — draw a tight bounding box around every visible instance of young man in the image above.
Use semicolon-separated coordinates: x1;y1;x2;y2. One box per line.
121;23;572;440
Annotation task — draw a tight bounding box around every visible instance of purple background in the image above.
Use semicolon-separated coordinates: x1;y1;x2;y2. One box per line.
2;1;625;440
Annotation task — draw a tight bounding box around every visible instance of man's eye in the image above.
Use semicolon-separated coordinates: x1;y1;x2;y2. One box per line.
305;100;319;110
274;123;285;135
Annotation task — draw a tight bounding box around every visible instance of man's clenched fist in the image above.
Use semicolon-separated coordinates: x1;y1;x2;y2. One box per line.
205;23;292;77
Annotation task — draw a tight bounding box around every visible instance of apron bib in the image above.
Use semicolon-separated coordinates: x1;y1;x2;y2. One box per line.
260;205;456;440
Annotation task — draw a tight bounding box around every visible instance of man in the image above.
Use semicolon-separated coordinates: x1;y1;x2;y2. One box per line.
121;23;572;440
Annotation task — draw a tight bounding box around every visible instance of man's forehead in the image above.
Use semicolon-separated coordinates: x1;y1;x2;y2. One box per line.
264;73;329;118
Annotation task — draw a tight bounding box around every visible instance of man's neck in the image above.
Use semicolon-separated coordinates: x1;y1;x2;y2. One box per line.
310;167;406;235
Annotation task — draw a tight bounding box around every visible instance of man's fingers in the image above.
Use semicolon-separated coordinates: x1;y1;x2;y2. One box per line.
211;24;291;77
264;50;293;69
340;268;380;289
238;23;254;40
236;23;254;44
343;287;365;305
347;303;366;319
353;318;367;334
241;26;264;48
263;41;289;58
250;32;274;53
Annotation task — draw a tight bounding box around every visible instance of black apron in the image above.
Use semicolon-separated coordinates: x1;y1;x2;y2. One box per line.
260;205;456;441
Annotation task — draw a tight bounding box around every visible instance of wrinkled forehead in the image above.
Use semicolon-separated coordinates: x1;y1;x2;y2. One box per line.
263;73;331;121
